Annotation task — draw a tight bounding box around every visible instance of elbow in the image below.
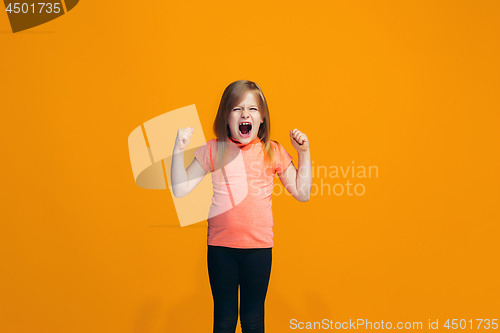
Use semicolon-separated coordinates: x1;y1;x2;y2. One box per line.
172;188;187;198
298;195;310;202
297;186;311;202
289;185;311;202
292;182;312;202
294;192;310;202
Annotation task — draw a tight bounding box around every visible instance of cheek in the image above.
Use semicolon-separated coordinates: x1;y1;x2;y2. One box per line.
227;115;237;132
257;116;264;127
228;113;238;125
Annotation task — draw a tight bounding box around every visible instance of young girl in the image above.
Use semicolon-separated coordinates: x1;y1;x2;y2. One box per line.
170;80;312;333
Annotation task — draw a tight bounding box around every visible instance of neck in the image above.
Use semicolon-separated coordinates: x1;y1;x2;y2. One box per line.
228;135;261;148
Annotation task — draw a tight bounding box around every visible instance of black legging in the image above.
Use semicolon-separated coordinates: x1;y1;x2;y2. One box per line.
207;245;272;333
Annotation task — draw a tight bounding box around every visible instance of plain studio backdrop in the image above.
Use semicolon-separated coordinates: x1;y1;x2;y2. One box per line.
1;1;499;332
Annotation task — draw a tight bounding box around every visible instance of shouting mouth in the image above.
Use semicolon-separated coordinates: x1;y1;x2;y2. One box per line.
238;122;252;138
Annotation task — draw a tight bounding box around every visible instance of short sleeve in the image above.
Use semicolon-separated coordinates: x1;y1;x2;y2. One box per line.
273;141;293;174
193;141;212;172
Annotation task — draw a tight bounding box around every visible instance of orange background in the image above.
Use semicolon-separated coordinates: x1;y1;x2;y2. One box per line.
1;1;499;332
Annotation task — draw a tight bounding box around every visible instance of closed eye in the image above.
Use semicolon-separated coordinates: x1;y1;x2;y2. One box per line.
232;107;258;112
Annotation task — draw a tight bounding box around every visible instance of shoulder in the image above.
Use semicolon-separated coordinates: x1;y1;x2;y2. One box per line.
270;140;286;152
269;140;293;161
201;138;217;145
201;138;217;147
269;140;293;173
194;139;217;172
269;140;280;148
195;138;216;153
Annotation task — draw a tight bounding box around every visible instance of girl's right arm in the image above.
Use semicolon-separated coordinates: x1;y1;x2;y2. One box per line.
171;127;208;198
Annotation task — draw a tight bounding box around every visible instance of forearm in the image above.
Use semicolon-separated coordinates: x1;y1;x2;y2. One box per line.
295;150;312;201
171;149;189;197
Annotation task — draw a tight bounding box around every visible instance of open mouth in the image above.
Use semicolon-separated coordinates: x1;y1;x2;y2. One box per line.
238;122;252;138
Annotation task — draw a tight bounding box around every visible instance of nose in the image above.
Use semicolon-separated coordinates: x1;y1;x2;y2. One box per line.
241;110;250;118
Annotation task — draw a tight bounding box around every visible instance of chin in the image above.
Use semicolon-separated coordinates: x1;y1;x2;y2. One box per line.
240;134;257;142
239;136;252;141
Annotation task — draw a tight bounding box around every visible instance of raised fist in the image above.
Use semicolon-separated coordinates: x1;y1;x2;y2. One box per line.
174;127;194;153
290;128;309;152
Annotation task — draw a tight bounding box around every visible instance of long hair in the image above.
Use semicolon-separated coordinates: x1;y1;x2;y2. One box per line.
213;80;275;169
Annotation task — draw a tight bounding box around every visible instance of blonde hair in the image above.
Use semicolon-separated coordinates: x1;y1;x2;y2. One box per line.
213;80;275;169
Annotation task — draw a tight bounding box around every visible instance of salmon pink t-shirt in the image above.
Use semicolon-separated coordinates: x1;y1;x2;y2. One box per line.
193;136;293;249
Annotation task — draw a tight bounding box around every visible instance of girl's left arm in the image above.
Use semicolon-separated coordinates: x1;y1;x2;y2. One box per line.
278;129;312;202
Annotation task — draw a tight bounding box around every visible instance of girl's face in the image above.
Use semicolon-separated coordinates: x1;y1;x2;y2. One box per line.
227;91;263;144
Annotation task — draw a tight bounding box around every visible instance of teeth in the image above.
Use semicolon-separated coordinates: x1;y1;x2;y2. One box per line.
240;122;252;125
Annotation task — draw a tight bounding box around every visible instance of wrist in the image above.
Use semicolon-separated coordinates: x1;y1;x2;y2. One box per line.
297;149;310;157
173;147;185;155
